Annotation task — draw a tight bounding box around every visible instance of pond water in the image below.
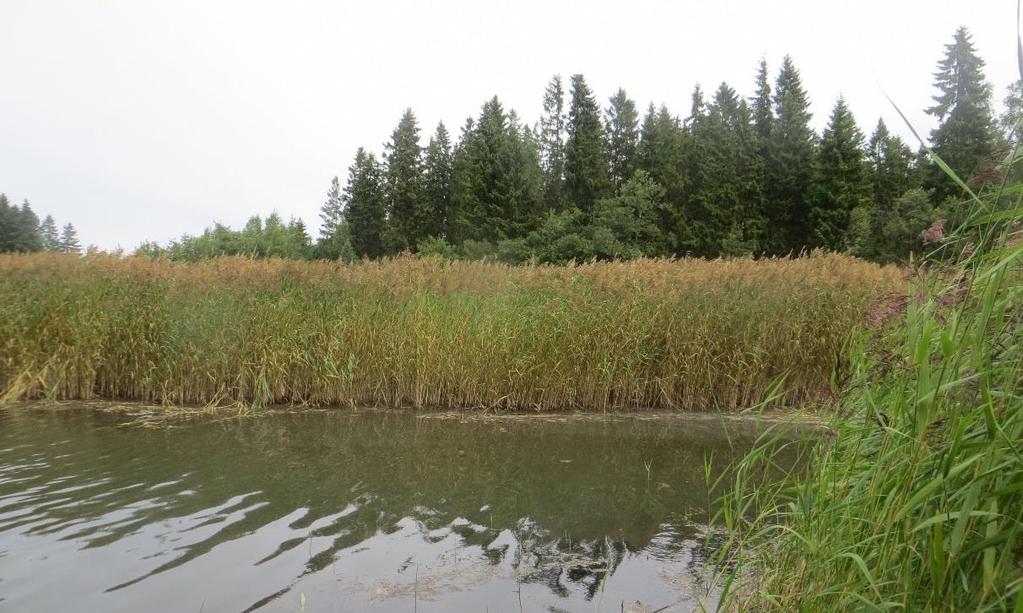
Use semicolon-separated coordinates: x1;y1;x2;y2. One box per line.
0;404;800;612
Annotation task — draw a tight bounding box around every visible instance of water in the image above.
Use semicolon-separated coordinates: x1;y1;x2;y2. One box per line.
0;404;796;612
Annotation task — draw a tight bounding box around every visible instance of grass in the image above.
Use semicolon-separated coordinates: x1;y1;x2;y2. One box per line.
0;251;898;411
711;74;1023;613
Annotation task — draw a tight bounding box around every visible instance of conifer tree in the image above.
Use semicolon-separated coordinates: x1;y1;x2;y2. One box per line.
766;55;816;255
684;83;763;256
637;104;686;251
605;88;639;190
383;108;424;253
0;194;16;252
40;215;60;251
59;223;81;254
751;59;773;141
343;148;387;259
421;122;453;241
861;119;914;256
926;26;996;199
564;74;610;216
808;97;870;251
317;176;351;259
538;75;566;211
10;200;44;252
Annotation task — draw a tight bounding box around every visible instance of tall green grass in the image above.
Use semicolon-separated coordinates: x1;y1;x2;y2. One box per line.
0;252;897;411
712;59;1023;613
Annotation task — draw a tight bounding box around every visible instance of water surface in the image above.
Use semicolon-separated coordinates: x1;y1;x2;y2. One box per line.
0;404;793;612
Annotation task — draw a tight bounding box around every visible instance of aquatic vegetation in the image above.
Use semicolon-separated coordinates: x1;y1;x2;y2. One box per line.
0;252;898;411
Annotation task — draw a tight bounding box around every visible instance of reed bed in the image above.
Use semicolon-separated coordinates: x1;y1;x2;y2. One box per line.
0;252;899;411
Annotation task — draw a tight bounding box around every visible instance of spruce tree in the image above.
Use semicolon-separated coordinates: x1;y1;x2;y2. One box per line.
684;83;763;257
383;108;424;253
0;194;16;252
926;26;996;199
605;88;639;190
421;122;453;241
751;59;773;141
862;119;914;257
450;97;545;245
538;75;566;211
14;200;43;252
59;223;81;254
637;104;686;252
564;74;610;216
317;176;347;259
343;148;387;259
766;55;816;255
40;215;60;251
808;97;870;251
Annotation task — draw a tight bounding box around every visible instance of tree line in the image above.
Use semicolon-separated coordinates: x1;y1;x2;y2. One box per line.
0;194;81;254
141;26;1011;264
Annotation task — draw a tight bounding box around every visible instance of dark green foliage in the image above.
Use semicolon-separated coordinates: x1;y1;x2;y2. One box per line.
148;213;311;261
605;88;639;189
422;122;453;240
317;176;349;260
40;215;60;252
0;195;52;253
131;29;1001;266
538;75;566;211
59;223;82;255
857;119;914;258
383;108;424;253
592;170;669;258
563;74;610;215
343;148;387;259
765;55;816;255
637;104;686;251
682;83;763;257
926;27;997;199
449;98;542;243
873;187;940;262
808;98;870;251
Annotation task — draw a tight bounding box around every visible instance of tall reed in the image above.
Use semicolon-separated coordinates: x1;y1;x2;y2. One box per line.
0;252;898;411
712;75;1023;613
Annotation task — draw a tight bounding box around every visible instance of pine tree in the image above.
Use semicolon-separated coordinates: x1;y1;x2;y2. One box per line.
605;88;639;190
383;108;423;253
343;148;387;259
40;215;60;251
766;55;816;255
926;26;996;199
421;122;453;242
564;74;610;216
808;97;870;251
59;223;81;254
538;75;566;211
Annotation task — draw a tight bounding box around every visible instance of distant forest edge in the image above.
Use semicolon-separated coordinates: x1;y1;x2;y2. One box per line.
2;27;1015;265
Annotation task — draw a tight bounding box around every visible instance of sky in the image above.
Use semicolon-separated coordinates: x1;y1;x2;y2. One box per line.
0;1;1015;251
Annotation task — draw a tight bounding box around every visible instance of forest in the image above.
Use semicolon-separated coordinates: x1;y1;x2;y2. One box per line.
0;27;1011;265
133;26;1011;265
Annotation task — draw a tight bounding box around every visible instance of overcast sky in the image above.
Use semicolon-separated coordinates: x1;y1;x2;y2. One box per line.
0;1;1014;250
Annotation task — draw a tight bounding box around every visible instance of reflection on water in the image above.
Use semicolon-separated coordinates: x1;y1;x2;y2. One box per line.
0;405;789;612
